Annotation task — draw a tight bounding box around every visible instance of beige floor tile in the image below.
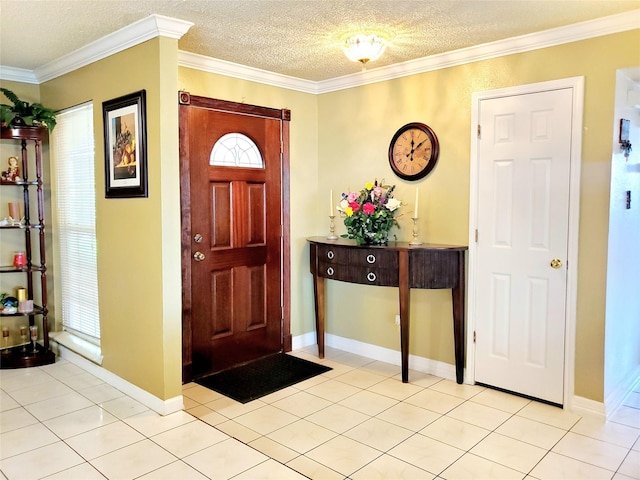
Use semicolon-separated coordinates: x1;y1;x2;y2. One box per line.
304;378;361;403
77;382;124;403
447;401;512;430
183;437;268;479
529;451;614;479
517;401;581;430
571;415;640;449
0;391;19;412
186;404;227;426
0;406;38;433
368;377;424;401
215;419;262;443
552;431;629;471
260;385;302;403
124;409;196;437
496;415;567;450
234;404;298;435
271;390;332;418
338;389;399;416
57;372;103;390
181;383;224;404
306;434;382;476
351;453;436;479
205;396;266;419
617;449;640;479
249;436;300;464
267;418;337;453
405;371;443;388
8;378;73;406
39;361;85;380
42;461;107;479
0;441;85;480
334;368;386;389
234;458;308;479
306;403;370;434
360;360;403;378
25;391;94;421
0;422;59;459
471;388;531;414
90;439;177;480
388;432;465;475
470;432;548;473
344;417;414;451
377;402;440;431
137;460;209;479
441;452;525;480
286;454;344;480
65;420;146;460
429;379;485;400
0;369;56;393
99;394;149;419
43;404;117;439
420;415;491;451
404;388;465;414
151;420;229;457
610;406;640;429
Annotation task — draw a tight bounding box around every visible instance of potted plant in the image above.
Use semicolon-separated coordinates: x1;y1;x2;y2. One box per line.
0;88;56;132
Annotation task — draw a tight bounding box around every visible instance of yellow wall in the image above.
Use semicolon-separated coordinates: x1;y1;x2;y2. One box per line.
39;37;182;400
317;29;640;402
5;28;637;404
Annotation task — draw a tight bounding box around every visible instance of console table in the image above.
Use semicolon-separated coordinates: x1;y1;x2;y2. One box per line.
308;237;467;384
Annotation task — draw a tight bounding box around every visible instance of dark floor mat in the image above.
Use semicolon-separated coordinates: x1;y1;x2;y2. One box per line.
195;353;332;403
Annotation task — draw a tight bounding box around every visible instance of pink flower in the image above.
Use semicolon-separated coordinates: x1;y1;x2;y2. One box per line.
347;192;358;202
363;202;376;215
372;186;383;198
349;201;360;213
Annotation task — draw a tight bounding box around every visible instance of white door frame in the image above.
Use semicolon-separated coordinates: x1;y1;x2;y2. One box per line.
467;76;584;409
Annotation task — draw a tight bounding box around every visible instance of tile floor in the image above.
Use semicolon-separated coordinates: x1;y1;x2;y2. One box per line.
0;345;638;479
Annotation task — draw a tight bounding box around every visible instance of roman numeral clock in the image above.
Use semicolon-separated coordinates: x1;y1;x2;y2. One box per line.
388;122;439;180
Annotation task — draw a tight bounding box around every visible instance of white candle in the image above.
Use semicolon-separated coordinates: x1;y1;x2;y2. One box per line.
330;189;334;216
414;188;419;218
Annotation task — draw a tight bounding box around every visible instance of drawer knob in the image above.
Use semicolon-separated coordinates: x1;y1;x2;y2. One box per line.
327;250;335;260
366;272;376;282
366;254;376;264
327;267;334;276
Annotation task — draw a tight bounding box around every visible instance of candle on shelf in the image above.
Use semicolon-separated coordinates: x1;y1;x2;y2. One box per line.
413;188;419;218
330;190;334;216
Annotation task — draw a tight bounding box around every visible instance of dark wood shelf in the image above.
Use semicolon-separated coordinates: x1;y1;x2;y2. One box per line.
0;305;46;317
0;344;56;368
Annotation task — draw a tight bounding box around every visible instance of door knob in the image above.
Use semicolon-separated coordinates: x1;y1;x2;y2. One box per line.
193;251;206;262
550;258;562;269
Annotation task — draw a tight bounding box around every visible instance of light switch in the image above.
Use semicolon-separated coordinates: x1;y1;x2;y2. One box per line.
626;190;631;209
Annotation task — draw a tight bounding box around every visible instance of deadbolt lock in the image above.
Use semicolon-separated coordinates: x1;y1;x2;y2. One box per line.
194;233;203;243
193;251;205;262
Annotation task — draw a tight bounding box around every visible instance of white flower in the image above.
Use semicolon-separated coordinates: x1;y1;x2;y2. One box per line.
385;198;401;212
337;199;349;212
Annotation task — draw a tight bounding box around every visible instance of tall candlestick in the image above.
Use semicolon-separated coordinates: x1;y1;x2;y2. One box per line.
330;189;334;216
413;188;419;218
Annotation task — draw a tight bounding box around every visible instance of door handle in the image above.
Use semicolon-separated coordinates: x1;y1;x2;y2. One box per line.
193;251;206;262
550;258;562;269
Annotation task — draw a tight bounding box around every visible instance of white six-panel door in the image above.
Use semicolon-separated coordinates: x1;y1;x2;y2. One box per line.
474;88;573;405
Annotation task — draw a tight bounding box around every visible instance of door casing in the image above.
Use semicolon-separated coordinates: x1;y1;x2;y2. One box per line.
178;92;291;383
467;77;584;408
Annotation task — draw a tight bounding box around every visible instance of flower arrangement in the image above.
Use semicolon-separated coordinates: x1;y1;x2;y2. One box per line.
337;180;402;245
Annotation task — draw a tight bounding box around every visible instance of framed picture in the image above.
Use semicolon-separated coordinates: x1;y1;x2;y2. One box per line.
103;90;148;198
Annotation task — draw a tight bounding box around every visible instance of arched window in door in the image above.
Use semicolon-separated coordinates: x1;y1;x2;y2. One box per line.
210;133;263;168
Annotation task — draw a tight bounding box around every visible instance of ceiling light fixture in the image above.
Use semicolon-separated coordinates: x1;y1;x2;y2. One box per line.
343;34;386;66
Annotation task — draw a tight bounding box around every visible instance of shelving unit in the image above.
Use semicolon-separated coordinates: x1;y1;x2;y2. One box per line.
1;126;55;368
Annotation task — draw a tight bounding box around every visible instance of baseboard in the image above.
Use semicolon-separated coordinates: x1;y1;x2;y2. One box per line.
605;365;640;418
292;332;459;382
54;343;184;416
570;395;606;417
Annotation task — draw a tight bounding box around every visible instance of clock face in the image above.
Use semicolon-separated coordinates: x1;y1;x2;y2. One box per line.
388;123;439;181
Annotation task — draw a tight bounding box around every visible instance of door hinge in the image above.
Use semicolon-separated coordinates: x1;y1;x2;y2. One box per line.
477;124;481;139
473;331;476;343
475;229;478;243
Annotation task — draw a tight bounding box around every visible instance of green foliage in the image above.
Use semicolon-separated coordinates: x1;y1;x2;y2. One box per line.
0;88;56;131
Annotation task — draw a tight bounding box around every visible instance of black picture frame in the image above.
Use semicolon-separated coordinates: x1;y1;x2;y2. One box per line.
103;90;148;198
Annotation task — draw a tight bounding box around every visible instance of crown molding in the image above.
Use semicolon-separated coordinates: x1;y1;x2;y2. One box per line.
34;14;193;83
0;66;39;84
178;51;319;94
0;10;637;88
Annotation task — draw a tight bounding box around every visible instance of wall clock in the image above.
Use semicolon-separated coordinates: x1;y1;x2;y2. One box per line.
388;122;439;181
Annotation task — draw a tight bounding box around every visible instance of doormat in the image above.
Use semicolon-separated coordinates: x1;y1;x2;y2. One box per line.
195;353;332;403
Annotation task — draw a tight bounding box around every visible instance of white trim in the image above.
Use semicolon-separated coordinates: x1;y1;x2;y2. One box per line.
1;10;636;87
570;395;606;418
468;76;584;409
292;332;459;382
52;342;184;415
34;14;193;83
50;331;103;365
604;365;640;418
0;66;38;84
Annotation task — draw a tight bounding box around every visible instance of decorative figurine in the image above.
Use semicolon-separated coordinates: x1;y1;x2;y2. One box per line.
1;156;21;182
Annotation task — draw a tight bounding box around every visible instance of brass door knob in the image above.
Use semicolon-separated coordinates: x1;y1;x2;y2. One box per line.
550;258;562;269
193;251;206;262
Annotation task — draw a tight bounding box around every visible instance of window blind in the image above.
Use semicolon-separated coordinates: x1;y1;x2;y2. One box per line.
52;103;101;342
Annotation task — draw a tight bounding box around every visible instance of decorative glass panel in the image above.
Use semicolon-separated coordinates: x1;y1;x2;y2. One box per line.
210;133;263;168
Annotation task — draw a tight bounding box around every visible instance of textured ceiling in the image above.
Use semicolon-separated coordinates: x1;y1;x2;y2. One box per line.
1;0;639;81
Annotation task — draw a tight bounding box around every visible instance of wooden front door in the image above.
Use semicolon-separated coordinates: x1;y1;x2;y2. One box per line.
179;93;291;381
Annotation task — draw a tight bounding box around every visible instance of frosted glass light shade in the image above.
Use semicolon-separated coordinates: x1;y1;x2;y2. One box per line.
343;34;386;64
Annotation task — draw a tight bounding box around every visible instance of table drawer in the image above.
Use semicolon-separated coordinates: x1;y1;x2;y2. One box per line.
316;244;349;264
318;262;398;287
348;248;397;268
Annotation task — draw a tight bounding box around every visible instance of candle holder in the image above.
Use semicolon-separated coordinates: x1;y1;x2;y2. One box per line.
327;215;338;240
409;217;423;246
